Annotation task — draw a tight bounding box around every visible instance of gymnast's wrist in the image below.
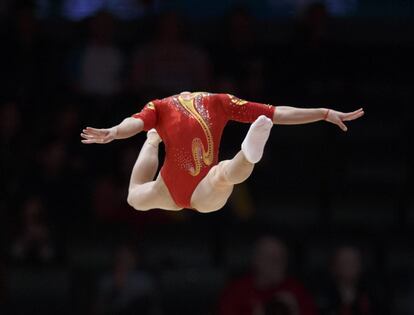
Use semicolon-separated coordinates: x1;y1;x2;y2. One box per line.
111;126;119;139
322;108;330;121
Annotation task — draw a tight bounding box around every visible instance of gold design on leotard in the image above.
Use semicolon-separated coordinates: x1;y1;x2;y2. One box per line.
227;94;248;105
146;102;155;110
132;101;155;117
177;93;213;177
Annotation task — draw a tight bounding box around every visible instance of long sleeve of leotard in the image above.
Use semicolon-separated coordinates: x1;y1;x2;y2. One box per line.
217;93;275;123
131;101;158;131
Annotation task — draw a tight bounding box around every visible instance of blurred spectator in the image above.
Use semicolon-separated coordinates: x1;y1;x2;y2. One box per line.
218;236;318;315
11;196;56;266
94;244;160;315
289;2;341;98
69;11;123;97
2;6;44;96
318;246;389;315
295;2;330;50
130;12;212;95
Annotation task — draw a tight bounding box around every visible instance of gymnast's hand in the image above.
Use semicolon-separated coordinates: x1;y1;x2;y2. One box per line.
325;108;364;132
80;127;117;144
81;117;144;144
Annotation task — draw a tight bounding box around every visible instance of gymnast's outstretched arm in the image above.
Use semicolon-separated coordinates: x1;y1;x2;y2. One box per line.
273;106;364;131
81;117;144;144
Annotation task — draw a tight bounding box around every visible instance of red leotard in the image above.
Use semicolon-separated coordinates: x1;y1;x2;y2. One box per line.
132;93;275;209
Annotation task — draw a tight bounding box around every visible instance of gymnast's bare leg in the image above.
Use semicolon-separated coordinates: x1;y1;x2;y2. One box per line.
127;130;182;211
190;115;273;213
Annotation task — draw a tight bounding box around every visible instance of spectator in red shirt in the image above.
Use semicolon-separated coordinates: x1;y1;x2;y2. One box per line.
319;246;389;315
218;236;318;315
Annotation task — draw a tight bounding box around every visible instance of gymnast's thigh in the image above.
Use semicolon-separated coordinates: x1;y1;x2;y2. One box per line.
128;176;182;211
190;163;234;213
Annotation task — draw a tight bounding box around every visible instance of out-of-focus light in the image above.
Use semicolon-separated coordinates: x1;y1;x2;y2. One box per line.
61;0;160;21
268;0;359;17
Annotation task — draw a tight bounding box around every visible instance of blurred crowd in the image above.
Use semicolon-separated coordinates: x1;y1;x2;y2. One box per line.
1;1;413;315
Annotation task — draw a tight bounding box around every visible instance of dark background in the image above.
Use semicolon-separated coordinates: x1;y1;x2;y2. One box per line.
1;0;413;314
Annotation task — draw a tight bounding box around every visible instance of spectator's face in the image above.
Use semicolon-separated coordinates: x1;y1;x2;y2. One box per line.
333;247;361;284
253;237;287;286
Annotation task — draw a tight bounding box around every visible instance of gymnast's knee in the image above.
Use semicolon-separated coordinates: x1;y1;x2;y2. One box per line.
195;203;225;214
127;189;151;211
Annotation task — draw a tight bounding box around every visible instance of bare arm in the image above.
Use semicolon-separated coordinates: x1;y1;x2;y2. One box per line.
273;106;364;131
81;117;144;144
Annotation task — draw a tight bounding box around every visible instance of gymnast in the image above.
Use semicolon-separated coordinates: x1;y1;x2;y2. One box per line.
81;92;364;213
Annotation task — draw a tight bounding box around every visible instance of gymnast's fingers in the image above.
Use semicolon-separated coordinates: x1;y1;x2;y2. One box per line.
86;127;106;135
350;108;363;114
83;128;98;136
338;120;348;132
343;110;364;121
351;110;364;119
81;133;96;139
81;139;97;144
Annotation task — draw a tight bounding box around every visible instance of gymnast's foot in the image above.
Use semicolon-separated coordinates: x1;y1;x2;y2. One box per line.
147;129;162;146
241;115;273;164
